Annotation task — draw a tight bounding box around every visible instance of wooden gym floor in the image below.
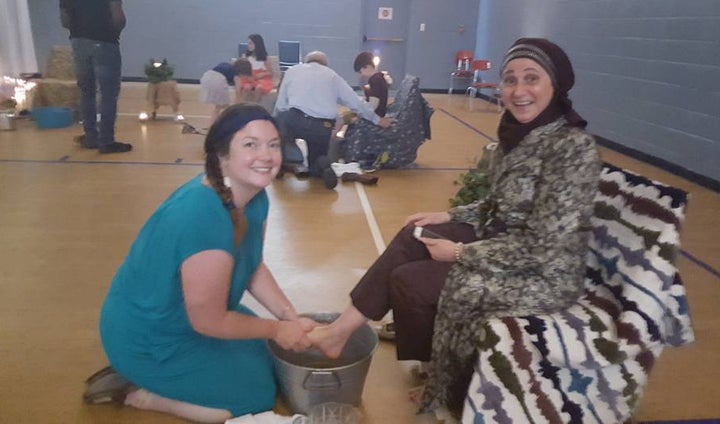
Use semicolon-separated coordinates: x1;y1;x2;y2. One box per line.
0;83;718;423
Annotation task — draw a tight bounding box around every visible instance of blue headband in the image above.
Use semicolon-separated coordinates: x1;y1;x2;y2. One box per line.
210;106;276;147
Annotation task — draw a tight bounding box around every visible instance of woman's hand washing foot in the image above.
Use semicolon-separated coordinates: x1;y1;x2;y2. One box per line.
297;317;321;332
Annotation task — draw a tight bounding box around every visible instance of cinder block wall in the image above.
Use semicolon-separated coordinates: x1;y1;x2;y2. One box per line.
28;0;719;182
475;0;719;183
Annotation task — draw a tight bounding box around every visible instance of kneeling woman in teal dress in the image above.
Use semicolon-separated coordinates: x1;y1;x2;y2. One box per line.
86;104;316;422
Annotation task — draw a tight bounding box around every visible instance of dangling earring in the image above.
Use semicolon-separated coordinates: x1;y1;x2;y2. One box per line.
223;176;232;188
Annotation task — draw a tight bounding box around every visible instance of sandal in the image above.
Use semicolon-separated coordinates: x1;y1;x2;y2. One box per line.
411;363;430;383
84;365;115;385
341;172;379;185
83;367;137;405
376;322;396;341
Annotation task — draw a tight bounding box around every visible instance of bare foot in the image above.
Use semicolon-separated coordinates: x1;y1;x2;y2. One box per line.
307;325;351;359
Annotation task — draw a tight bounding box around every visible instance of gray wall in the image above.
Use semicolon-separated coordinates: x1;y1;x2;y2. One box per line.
29;0;365;83
28;0;719;182
404;0;478;88
28;0;477;88
474;0;720;182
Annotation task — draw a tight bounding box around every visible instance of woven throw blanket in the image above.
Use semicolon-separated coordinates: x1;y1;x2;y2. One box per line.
342;75;433;169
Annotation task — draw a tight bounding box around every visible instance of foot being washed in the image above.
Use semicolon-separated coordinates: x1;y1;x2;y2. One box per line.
307;306;369;359
307;325;351;359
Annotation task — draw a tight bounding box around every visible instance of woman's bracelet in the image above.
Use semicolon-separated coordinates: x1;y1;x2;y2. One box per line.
454;242;464;262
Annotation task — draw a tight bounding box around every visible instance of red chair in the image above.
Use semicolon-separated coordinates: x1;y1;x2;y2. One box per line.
448;50;474;94
466;59;501;111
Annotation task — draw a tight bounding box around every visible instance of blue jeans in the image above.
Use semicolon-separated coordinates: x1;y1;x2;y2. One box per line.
71;38;121;147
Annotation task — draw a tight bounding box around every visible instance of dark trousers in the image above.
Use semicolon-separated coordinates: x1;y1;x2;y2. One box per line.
71;38;122;147
350;222;477;361
276;108;334;175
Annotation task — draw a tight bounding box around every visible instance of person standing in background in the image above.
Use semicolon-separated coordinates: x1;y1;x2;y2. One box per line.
60;0;133;153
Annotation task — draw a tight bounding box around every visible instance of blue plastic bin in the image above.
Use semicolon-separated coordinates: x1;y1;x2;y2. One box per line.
31;107;74;129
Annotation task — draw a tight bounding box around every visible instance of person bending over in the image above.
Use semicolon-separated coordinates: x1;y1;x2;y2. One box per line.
274;51;392;189
200;60;252;126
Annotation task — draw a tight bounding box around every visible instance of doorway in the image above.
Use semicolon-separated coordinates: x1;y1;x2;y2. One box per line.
361;0;410;89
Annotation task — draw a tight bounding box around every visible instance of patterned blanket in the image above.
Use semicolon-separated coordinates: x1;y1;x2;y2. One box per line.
341;74;433;168
462;163;694;424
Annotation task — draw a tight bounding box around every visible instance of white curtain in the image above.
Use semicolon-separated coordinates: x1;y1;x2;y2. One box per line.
0;0;38;77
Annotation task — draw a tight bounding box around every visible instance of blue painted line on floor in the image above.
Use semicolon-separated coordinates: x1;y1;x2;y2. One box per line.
681;250;720;281
438;107;497;143
175;158;184;163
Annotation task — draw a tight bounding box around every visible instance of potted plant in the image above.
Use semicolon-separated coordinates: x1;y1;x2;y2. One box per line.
448;143;498;206
449;160;491;207
144;58;174;83
143;59;181;120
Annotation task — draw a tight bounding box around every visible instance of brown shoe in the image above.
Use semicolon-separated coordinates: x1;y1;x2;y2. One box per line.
341;172;378;185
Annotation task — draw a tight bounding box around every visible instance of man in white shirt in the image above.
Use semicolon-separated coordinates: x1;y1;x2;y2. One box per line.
274;51;391;189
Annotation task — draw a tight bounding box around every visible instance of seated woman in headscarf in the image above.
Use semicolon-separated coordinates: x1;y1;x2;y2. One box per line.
307;38;601;417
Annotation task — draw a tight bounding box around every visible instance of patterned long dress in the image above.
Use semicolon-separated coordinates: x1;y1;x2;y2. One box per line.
420;118;601;413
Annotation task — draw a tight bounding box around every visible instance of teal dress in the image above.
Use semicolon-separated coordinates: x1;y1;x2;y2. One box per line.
99;175;275;416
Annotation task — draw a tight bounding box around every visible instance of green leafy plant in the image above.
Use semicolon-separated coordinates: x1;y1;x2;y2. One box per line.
449;158;491;207
144;58;174;83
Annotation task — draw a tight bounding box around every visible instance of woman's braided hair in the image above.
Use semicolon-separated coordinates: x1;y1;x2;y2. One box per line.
204;103;277;245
